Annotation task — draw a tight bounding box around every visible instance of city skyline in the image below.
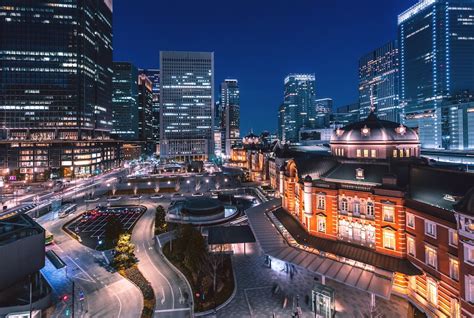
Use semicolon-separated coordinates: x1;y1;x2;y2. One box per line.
113;0;417;134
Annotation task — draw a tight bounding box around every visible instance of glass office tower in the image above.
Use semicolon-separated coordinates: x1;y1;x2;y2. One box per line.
138;74;154;153
314;98;333;128
139;69;160;144
159;51;214;161
112;62;139;140
220;79;240;156
0;1;121;181
359;41;400;122
398;0;474;149
282;74;317;143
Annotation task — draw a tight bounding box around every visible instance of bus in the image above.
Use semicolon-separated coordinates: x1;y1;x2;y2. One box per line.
45;230;54;245
58;203;77;218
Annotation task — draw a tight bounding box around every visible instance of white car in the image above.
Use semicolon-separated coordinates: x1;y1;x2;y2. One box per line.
192;192;203;197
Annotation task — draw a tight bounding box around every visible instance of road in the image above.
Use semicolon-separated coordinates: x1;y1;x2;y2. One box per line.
132;199;193;318
39;200;143;318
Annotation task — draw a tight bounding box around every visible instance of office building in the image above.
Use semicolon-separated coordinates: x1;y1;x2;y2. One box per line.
0;0;121;181
359;40;400;122
139;69;160;145
278;103;286;141
398;0;474;149
112;62;139;140
220;79;240;156
138;74;154;153
330;102;360;128
282;74;317;143
314;98;333;128
159;51;214;161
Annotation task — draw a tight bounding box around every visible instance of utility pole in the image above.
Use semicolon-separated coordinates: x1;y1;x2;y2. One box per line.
72;280;75;318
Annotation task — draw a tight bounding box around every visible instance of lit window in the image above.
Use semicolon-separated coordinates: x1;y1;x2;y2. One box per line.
449;230;458;247
383;229;396;250
356;149;361;157
425;221;437;238
399;149;404;158
449;258;459;281
405;148;410;157
466;275;474;303
366;202;374;218
464;244;474;265
363;149;369;158
407;236;416;256
425;245;438;269
393;149;398;158
317;215;326;233
427;277;438;305
353;201;360;215
407;213;415;229
383;205;395;223
340;198;348;212
317;195;326;210
371;149;376;158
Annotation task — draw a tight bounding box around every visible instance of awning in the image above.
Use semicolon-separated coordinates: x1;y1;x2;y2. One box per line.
246;199;393;299
207;225;256;245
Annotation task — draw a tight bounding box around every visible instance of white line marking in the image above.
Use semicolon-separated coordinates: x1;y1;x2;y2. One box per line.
154;308;191;313
66;256;95;282
106;284;123;318
161;287;165;304
143;241;176;308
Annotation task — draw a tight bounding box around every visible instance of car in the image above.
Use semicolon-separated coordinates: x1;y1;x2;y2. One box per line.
173;193;183;197
150;194;163;199
192;192;203;197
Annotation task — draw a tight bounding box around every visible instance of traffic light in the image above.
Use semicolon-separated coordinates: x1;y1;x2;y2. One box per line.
61;294;69;302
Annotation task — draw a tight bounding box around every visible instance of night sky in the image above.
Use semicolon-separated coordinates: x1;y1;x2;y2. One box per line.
113;0;416;135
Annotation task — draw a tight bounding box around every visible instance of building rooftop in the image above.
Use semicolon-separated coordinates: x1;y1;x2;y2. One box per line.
0;214;44;246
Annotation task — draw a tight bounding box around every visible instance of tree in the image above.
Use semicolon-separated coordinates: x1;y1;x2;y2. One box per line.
105;214;124;245
113;233;136;270
207;244;226;294
155;205;167;234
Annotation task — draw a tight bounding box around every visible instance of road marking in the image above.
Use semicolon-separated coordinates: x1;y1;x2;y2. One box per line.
154;308;191;313
66;256;95;282
106;284;123;318
178;287;185;304
142;241;176;308
161;287;165;304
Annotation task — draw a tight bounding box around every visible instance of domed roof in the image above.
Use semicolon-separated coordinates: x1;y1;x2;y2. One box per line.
331;112;419;144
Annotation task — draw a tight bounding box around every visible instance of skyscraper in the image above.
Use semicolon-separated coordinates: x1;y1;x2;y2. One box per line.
112;62;139;140
139;69;160;144
282;74;317;142
398;0;474;149
159;51;214;161
359;41;400;122
278;103;286;141
220;79;240;156
138;74;154;153
314;98;333;128
0;0;121;181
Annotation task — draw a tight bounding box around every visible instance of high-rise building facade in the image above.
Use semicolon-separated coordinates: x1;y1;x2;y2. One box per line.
220;79;240;156
314;98;333;128
278;103;286;141
112;62;139;140
359;41;400;122
398;0;474;149
139;69;160;144
0;0;121;181
282;74;316;143
159;51;214;161
138;74;154;152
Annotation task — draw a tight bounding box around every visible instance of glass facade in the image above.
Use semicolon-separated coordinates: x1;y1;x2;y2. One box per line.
399;0;474;148
359;41;400;122
282;74;317;142
159;51;214;161
220;79;240;156
112;62;139;140
138;74;154;152
0;0;113;140
314;98;333;128
139;69;160;143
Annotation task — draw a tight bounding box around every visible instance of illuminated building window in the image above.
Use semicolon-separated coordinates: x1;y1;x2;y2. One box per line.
425;245;438;269
425;220;437;238
450;298;460;318
449;230;458;247
317;215;326;233
317;195;326;210
407;213;415;229
466;275;474;303
353;201;360;215
399;149;404;158
363;149;369;157
393;149;398;158
366;202;374;218
405;148;410;157
340;198;348;212
449;258;459;281
383;229;396;250
464;244;474;265
356;168;364;180
371;149;376;158
356;149;361;157
407;236;416;256
382;205;395;222
427;277;438;306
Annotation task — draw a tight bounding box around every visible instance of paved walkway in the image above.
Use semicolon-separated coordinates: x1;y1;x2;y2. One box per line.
216;245;408;318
